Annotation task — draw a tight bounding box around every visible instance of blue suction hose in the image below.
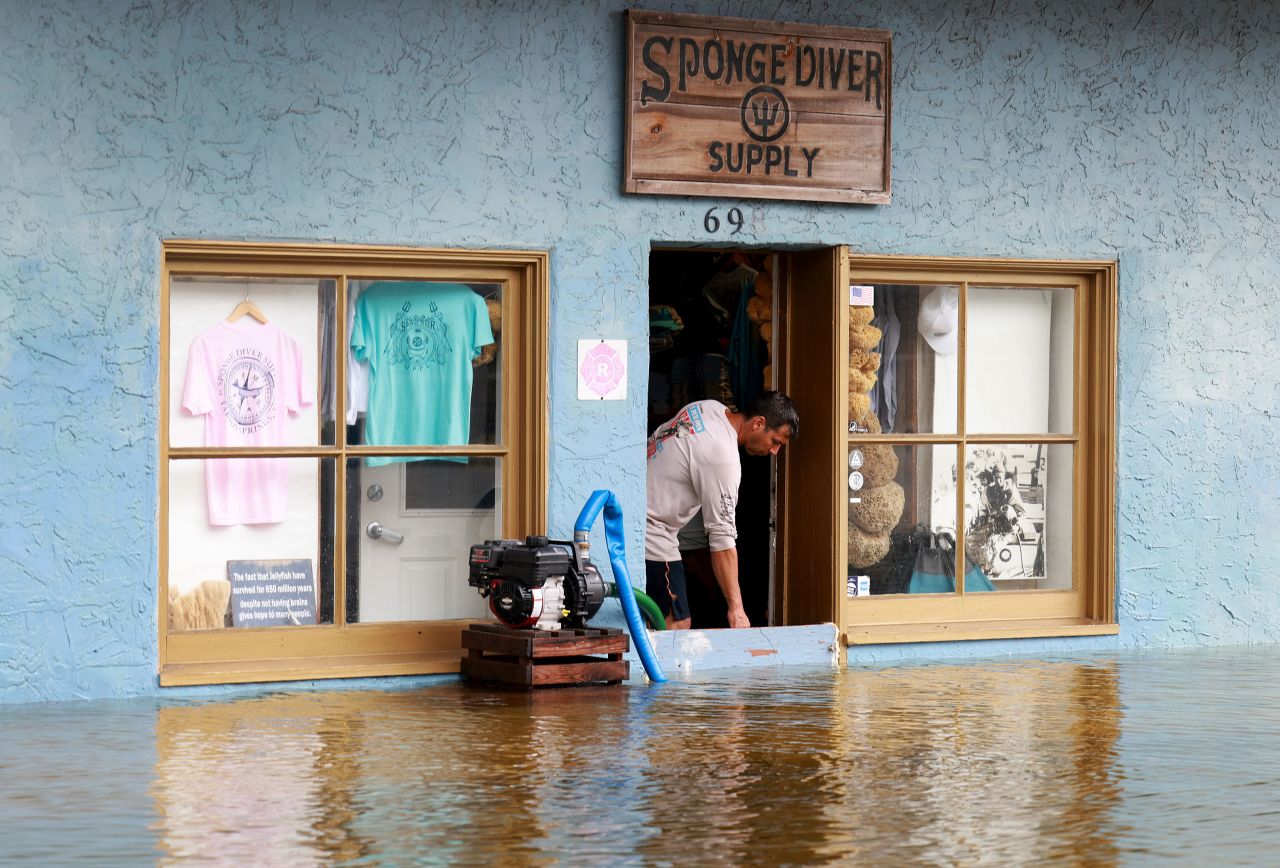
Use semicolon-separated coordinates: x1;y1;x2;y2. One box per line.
575;490;667;683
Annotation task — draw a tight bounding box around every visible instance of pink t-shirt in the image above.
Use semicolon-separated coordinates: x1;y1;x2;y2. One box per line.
182;320;313;525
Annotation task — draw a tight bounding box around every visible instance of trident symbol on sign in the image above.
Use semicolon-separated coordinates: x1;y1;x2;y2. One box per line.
750;96;781;138
739;85;791;143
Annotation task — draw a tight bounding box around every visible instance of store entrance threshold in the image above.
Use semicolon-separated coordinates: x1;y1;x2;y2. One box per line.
637;623;839;677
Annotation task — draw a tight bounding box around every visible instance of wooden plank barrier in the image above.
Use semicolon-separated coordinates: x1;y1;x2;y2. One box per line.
460;624;630;687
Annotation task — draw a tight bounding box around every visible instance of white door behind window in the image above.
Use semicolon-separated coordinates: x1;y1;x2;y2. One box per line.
355;461;497;623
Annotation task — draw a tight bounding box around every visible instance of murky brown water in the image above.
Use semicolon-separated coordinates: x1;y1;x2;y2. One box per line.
4;647;1280;865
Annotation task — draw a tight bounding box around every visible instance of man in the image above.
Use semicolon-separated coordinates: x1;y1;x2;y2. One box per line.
645;391;799;630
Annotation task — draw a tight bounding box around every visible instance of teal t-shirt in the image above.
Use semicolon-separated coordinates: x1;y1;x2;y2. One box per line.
351;282;494;465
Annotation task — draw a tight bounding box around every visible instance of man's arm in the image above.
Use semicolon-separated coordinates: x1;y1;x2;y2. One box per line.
690;450;744;627
709;547;750;628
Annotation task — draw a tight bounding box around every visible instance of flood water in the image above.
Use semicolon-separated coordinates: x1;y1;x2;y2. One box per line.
3;646;1280;865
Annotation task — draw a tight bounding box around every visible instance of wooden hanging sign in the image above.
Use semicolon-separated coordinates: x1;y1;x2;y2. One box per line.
624;10;892;205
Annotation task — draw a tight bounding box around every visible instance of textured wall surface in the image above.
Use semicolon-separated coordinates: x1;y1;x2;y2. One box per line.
3;0;1279;703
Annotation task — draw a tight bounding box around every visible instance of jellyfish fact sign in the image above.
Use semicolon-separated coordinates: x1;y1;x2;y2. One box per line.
578;339;627;400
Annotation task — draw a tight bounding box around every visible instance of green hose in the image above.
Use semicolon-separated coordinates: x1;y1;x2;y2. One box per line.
606;583;666;631
633;588;666;631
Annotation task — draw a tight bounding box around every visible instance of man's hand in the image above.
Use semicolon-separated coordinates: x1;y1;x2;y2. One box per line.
709;546;750;628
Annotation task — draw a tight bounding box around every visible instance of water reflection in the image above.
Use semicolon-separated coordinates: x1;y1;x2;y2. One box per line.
830;661;1123;865
633;679;847;865
153;698;331;863
151;686;639;865
10;649;1280;863
146;663;1122;865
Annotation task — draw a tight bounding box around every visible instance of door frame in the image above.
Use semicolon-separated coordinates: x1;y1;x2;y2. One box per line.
647;243;847;629
773;246;848;627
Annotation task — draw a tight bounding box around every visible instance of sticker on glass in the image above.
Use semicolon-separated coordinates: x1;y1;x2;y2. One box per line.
849;285;874;307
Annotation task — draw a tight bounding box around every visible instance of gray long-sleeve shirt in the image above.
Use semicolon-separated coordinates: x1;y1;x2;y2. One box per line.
644;400;741;562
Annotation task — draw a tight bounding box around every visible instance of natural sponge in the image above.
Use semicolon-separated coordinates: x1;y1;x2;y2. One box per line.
851;481;905;534
168;580;232;631
848;362;877;395
859;443;900;487
849;306;876;327
851;410;881;434
850;323;883;351
849;524;891;568
848;390;869;420
850;347;881;375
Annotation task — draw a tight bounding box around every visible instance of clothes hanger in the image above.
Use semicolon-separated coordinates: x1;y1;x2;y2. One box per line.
226;283;268;323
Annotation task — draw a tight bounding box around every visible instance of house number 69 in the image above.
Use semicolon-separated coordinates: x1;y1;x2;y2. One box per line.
703;207;744;235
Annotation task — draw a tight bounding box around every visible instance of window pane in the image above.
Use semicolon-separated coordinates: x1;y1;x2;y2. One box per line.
169;276;333;447
347;280;501;448
346;457;499;623
964;444;1073;591
848;444;958;596
848;284;958;435
167;458;335;631
965;286;1075;434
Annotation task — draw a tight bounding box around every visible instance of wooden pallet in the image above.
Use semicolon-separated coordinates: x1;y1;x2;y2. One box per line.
460;623;630;687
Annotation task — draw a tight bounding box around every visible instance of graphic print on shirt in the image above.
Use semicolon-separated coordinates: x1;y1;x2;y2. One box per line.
715;491;737;526
387;299;452;371
647;403;706;459
218;348;277;434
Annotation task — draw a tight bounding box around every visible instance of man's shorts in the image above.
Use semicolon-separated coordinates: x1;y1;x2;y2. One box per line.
645;559;691;622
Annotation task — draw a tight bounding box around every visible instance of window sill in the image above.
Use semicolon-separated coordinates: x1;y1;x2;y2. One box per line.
159;649;464;687
843;617;1118;646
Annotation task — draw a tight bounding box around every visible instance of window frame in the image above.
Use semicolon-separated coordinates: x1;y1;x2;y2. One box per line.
838;254;1118;645
158;241;549;686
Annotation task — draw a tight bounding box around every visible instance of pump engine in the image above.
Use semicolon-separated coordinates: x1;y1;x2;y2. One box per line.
468;535;606;630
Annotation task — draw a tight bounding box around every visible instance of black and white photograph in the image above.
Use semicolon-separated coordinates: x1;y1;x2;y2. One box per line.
964;446;1048;585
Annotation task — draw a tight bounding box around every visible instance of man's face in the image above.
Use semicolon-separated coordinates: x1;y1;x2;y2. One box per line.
743;418;792;456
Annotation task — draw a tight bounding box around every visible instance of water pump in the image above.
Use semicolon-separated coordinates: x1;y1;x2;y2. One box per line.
467;535;606;630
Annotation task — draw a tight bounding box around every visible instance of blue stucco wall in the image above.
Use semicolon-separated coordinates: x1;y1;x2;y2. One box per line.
3;0;1278;703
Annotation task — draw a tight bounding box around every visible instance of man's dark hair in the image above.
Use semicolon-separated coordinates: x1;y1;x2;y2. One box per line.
747;391;799;439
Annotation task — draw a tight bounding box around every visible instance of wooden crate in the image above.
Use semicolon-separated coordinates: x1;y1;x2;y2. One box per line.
460;624;630;687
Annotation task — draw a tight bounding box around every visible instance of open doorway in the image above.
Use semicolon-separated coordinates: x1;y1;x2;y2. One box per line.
646;249;777;628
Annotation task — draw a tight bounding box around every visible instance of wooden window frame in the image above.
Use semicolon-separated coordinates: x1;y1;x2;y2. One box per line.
837;254;1119;645
158;241;549;686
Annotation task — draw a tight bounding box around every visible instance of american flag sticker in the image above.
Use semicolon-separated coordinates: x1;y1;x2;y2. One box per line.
849;284;875;306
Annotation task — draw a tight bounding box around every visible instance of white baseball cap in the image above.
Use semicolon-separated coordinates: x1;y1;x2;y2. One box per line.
917;286;959;355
